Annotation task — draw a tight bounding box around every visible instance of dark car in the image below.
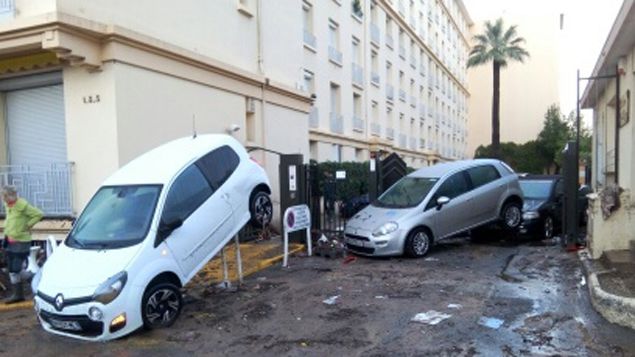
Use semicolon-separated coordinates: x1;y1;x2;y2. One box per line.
519;175;590;239
341;193;370;219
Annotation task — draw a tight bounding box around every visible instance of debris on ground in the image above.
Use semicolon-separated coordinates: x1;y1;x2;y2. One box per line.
323;295;340;305
411;311;452;325
342;255;357;264
478;316;504;329
375;295;387;299
424;257;439;262
579;276;586;287
314;235;347;259
447;304;462;309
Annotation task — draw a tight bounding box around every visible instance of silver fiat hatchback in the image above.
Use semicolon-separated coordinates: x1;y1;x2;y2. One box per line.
344;159;523;257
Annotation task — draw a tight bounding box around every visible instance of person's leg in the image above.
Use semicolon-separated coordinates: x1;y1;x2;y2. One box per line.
3;246;28;304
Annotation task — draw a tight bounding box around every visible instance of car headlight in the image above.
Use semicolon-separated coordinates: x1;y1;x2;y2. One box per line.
372;222;399;237
31;269;43;295
522;211;540;220
93;271;127;305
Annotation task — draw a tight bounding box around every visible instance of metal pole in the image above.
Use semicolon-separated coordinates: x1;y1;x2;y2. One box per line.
234;234;243;284
615;65;620;185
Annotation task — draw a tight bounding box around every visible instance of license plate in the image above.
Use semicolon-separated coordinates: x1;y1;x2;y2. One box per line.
347;238;364;247
48;318;81;331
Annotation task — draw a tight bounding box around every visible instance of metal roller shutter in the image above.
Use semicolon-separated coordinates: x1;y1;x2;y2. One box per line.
6;84;67;165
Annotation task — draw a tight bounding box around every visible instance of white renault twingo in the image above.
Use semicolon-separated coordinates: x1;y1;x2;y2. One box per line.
32;134;272;341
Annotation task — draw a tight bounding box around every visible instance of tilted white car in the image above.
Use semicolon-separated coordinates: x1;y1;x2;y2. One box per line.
32;134;272;341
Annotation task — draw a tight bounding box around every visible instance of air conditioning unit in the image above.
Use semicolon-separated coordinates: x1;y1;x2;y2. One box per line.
246;97;256;114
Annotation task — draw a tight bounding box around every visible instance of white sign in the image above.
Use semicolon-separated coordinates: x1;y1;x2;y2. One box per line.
370;160;376;172
289;165;297;191
282;204;312;267
336;170;346;179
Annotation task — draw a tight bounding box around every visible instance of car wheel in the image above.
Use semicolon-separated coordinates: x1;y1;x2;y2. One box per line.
542;216;554;240
404;228;432;258
141;282;182;330
250;191;273;228
501;202;522;231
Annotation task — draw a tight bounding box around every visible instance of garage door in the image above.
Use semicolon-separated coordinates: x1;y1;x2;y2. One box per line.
6;84;67;166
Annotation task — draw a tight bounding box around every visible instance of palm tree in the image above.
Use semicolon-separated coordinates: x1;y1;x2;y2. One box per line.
468;18;529;159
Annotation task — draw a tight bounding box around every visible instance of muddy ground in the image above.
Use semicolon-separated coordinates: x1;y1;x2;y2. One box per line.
1;236;634;356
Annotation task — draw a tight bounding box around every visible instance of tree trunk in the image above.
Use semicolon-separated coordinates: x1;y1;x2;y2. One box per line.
491;61;501;159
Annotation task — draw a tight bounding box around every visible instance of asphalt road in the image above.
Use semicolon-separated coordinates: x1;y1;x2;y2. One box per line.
1;236;634;356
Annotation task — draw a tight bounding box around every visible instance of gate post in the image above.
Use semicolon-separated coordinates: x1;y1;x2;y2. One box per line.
562;141;579;249
369;151;381;201
279;154;306;243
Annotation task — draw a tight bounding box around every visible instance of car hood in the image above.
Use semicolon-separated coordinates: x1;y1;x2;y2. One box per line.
38;242;141;293
346;204;410;231
523;199;546;212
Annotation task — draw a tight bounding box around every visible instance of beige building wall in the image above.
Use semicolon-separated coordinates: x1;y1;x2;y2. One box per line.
466;3;561;157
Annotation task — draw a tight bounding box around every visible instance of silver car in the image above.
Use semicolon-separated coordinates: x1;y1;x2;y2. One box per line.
344;159;523;257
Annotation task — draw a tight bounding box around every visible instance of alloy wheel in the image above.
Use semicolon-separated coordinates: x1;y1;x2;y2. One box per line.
412;231;430;256
504;205;521;229
145;288;181;327
543;216;554;239
254;194;272;226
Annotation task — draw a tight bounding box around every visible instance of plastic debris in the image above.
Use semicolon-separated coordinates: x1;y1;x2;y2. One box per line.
411;311;452;325
342;255;357;264
447;304;462;309
478;317;504;329
424;257;439;262
579;276;587;287
375;295;387;299
323;295;340;305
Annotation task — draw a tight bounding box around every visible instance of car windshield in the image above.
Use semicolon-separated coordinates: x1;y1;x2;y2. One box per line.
66;185;162;250
374;177;438;208
519;180;553;200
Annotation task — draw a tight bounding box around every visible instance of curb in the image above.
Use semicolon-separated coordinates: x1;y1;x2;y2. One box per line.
578;249;635;330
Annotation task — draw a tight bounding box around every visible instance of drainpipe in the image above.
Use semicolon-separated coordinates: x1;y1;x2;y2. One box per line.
256;0;268;168
614;65;620;186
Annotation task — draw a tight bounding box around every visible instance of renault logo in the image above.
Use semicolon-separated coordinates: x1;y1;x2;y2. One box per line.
54;294;65;311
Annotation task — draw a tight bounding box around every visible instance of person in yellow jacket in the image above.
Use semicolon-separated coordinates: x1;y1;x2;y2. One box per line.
2;185;43;304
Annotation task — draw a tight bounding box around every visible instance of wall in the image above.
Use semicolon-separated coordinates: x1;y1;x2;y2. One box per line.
588;191;635;259
63;64;120;212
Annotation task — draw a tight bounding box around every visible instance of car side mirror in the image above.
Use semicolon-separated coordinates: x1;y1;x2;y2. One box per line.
156;218;183;245
436;196;450;210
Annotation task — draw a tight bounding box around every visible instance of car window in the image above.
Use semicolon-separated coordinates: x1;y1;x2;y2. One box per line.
162;165;213;223
425;172;470;210
520;180;554;200
467;165;501;188
196;145;240;190
374;177;439;208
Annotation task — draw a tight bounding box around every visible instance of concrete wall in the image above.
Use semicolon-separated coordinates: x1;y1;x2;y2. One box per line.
466;4;561;157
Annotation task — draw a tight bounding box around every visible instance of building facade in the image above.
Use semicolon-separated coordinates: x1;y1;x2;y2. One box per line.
303;0;472;168
581;0;635;259
0;0;312;219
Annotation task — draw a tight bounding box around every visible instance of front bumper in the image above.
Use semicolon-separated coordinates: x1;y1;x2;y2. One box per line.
34;288;140;341
519;218;541;236
343;229;404;256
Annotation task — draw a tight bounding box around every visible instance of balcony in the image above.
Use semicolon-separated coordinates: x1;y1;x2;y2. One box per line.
399;134;407;148
409;137;417;150
399;89;406;102
329;112;344;134
328;46;343;66
0;163;74;217
309;107;319;128
352;63;364;88
371;71;380;86
370;23;380;46
386;33;394;49
386;85;395;101
386;127;395;140
371;122;381;136
303;29;316;49
353;116;365;133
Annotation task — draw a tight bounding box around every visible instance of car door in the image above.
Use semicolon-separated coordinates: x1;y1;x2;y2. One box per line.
466;165;504;224
427;171;472;239
162;163;234;280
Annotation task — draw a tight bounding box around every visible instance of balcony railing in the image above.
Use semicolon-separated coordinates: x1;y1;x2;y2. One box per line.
386;127;395;140
399;45;406;59
386;85;395;101
309;107;319;128
370;23;380;45
386;33;394;49
419;138;426;148
410;95;417;107
410;54;417;68
329;112;344;134
352;63;364;87
399;134;407;148
371;122;381;136
0;162;74;217
303;29;316;49
371;71;380;86
399;89;406;102
353;116;365;132
328;46;343;65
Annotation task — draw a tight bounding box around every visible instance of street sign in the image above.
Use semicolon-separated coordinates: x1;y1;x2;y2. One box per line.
282;204;312;267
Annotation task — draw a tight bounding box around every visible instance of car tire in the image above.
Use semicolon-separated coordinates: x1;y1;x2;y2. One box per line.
500;202;522;231
141;282;183;330
404;228;432;258
541;216;554;240
249;190;273;228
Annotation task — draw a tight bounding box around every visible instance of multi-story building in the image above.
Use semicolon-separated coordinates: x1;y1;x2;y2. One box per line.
303;0;472;168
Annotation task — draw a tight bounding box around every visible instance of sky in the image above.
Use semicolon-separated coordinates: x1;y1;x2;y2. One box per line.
462;0;623;125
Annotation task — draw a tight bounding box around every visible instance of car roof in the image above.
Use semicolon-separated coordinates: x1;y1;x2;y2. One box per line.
409;159;503;178
103;134;243;186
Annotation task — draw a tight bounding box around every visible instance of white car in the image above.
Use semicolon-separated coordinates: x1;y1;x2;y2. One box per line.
31;134;272;341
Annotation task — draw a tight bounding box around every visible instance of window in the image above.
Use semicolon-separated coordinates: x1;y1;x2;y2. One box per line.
435;172;469;200
467;165;501;189
352;36;361;64
196;145;240;189
330;82;341;113
329;20;340;50
302;69;315;93
162;165;213;224
302;2;313;34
